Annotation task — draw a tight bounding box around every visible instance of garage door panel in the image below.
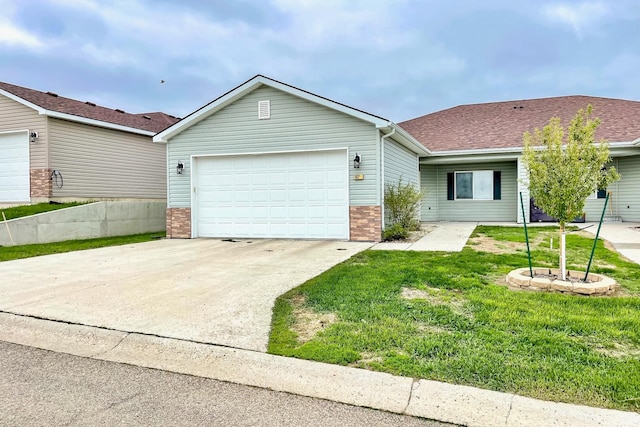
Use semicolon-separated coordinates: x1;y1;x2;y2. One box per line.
195;150;348;239
0;132;30;202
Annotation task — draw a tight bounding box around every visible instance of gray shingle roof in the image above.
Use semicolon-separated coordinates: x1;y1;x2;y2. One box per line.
400;95;640;152
0;81;179;133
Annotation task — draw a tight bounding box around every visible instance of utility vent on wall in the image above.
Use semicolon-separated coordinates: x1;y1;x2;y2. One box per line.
258;100;271;120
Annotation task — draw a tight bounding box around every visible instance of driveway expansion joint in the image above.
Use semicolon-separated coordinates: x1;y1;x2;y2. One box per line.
404;378;420;414
505;394;514;427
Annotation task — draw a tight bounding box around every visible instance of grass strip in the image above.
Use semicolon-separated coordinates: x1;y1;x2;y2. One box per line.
0;233;165;262
269;226;640;412
1;202;88;220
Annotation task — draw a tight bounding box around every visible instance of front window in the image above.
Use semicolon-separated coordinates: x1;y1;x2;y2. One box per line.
455;171;493;200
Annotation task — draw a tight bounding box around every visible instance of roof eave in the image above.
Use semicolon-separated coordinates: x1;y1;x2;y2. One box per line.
43;111;155;136
0;88;45;113
154;75;392;143
420;147;522;164
381;123;432;156
420;141;640;164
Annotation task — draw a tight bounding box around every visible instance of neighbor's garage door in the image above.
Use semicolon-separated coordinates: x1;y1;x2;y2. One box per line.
195;150;348;239
0;132;29;202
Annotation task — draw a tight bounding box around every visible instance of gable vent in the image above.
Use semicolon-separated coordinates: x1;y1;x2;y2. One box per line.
258;100;270;120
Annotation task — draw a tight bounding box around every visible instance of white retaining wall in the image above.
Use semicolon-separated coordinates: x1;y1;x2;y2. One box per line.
0;201;166;246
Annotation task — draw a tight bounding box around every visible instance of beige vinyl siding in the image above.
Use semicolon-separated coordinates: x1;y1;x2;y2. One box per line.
430;161;517;222
49;118;166;199
419;164;438;221
616;155;640;221
0;95;47;168
167;85;378;208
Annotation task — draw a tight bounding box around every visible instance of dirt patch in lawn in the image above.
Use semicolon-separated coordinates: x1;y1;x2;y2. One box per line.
591;341;640;358
468;235;526;254
290;294;337;344
401;287;472;318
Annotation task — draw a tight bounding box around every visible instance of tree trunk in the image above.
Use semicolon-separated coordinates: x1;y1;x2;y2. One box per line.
559;224;566;281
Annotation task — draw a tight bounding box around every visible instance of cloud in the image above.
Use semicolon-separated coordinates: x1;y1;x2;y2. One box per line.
0;0;45;49
0;22;45;49
541;1;610;37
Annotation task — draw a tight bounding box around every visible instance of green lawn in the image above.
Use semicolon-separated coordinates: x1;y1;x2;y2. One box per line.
269;226;640;412
0;202;87;220
0;233;165;262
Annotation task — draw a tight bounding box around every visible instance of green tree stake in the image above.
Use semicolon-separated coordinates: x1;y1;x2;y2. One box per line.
584;193;609;282
520;192;533;278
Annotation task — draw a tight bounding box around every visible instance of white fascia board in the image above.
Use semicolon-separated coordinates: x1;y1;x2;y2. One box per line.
154;75;392;143
421;152;522;165
384;124;431;156
154;80;263;143
1;88;155;136
0;88;45;113
262;77;390;127
43;111;155;136
420;141;640;164
632;136;640;146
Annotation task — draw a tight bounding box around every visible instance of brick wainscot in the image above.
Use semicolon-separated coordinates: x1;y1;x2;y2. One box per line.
349;205;382;242
166;208;191;238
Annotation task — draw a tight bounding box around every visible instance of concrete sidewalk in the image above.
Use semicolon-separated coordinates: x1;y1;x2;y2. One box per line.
371;223;477;251
582;222;640;264
0;313;637;427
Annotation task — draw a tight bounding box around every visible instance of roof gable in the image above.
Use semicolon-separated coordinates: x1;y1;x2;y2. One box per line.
154;75;393;143
0;81;178;135
401;95;640;153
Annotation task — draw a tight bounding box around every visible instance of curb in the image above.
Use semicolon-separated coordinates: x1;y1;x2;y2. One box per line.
1;313;638;427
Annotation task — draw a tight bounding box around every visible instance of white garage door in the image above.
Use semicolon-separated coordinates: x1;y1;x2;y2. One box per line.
0;132;30;202
195;150;349;239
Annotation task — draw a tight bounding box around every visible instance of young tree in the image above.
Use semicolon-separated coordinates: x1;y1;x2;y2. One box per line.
522;105;620;280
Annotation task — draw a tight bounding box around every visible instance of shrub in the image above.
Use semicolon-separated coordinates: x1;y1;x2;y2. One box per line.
382;223;409;241
384;180;422;231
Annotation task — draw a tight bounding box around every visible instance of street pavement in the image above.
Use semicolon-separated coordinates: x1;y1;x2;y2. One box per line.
0;341;451;427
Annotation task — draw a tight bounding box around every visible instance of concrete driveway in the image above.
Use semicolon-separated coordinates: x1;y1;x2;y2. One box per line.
0;239;371;352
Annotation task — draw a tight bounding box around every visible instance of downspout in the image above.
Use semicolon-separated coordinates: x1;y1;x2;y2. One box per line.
379;127;396;231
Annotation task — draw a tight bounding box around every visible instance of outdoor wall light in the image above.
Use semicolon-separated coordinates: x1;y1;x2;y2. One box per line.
176;161;184;174
353;153;361;169
30;131;38;142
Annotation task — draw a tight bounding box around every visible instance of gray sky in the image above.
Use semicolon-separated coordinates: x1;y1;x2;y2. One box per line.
1;0;638;122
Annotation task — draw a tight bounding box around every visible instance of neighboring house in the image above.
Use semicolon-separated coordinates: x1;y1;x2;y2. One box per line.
401;96;640;224
0;81;179;205
154;75;429;241
156;76;640;241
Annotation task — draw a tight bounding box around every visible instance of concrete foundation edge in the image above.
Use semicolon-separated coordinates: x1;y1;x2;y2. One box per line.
0;201;166;246
0;313;638;427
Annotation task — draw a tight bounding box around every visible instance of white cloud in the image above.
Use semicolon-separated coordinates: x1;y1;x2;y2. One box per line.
0;21;45;49
271;0;414;50
0;0;45;49
542;1;610;37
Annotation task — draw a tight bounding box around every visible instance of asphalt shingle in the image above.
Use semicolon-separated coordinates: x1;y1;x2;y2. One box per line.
0;81;179;134
400;95;640;152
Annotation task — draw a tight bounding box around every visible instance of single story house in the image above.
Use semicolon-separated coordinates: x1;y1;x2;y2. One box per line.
154;75;640;241
154;75;429;241
0;81;178;205
401;96;640;225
